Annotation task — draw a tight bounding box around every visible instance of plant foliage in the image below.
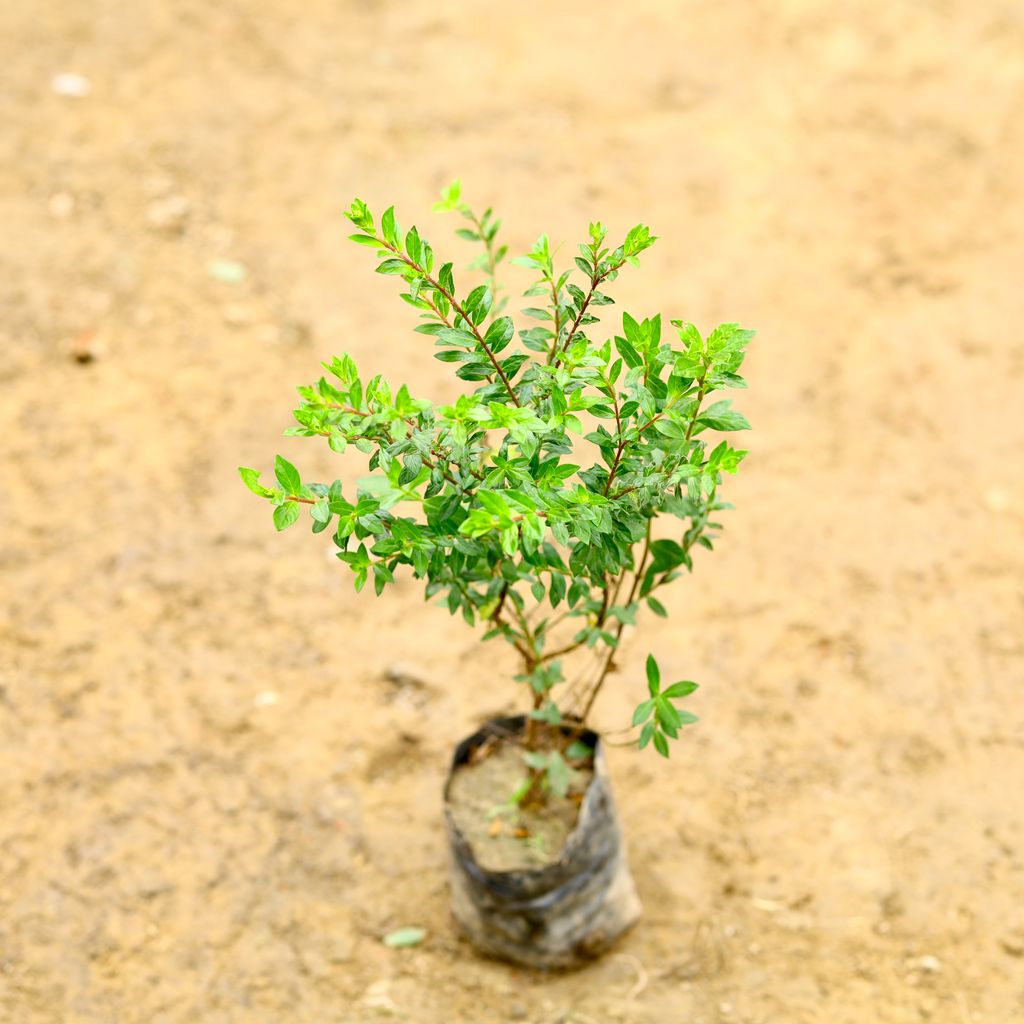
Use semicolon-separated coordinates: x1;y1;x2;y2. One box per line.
241;182;754;781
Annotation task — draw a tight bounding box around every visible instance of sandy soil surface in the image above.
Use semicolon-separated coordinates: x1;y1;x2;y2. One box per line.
2;1;1024;1021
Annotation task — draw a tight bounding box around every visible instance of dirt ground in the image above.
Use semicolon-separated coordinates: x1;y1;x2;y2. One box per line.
2;1;1024;1021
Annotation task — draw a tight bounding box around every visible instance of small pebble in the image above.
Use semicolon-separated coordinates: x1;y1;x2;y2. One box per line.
51;72;91;98
67;330;103;364
917;955;942;973
48;192;75;219
253;691;278;708
361;980;394;1010
145;194;190;234
207;258;247;284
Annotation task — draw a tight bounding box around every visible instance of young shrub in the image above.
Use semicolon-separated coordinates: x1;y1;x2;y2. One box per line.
240;182;753;796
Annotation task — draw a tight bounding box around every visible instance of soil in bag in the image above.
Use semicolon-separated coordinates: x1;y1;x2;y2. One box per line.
444;716;641;969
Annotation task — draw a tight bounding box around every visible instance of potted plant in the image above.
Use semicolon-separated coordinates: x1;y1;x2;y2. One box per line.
240;182;754;969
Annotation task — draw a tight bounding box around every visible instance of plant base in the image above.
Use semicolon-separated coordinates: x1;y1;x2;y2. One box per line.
443;716;642;970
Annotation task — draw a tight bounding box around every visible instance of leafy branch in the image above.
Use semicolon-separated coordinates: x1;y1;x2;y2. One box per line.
346;198;521;406
241;183;754;792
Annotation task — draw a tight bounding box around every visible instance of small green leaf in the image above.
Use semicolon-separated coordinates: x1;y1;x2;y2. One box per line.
383;927;426;948
663;680;699;699
566;739;593;760
273;502;300;531
646;654;660;696
638;721;655;750
239;467;274;498
404;226;422;263
484;316;515;353
546;751;570;798
274;455;301;494
647;595;668;618
697;401;751;432
381;206;399;248
632;699;655;726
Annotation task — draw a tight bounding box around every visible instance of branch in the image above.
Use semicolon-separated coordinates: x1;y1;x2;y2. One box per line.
605;365;710;500
577;519;652;721
313;401;485;485
550;258;626;367
465;208;501;309
376;238;521;407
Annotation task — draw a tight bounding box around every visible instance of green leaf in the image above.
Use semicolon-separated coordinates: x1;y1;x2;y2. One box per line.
546;751;570;798
404;226;422;263
632;699;655;726
381;206;399;248
697;401;751;432
650;539;686;571
614;336;642;369
239;467;274;498
382;927;426;948
566;739;593;760
663;680;698;699
646;595;668;618
273;502;300;531
433;179;461;211
274;455;301;494
638;721;655;750
656;698;683;731
477;491;510;517
653;730;670;758
645;654;661;696
484;316;515;353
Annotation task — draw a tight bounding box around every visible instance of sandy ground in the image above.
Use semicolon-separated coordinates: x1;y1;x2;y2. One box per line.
2;1;1024;1021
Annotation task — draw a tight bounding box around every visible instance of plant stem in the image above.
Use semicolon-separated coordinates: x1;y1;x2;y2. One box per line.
550;258;626;367
549;275;562;359
376;237;521;406
466;209;501;309
576;519;652;721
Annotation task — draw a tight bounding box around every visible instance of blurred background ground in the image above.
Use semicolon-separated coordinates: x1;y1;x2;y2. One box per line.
2;1;1024;1022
